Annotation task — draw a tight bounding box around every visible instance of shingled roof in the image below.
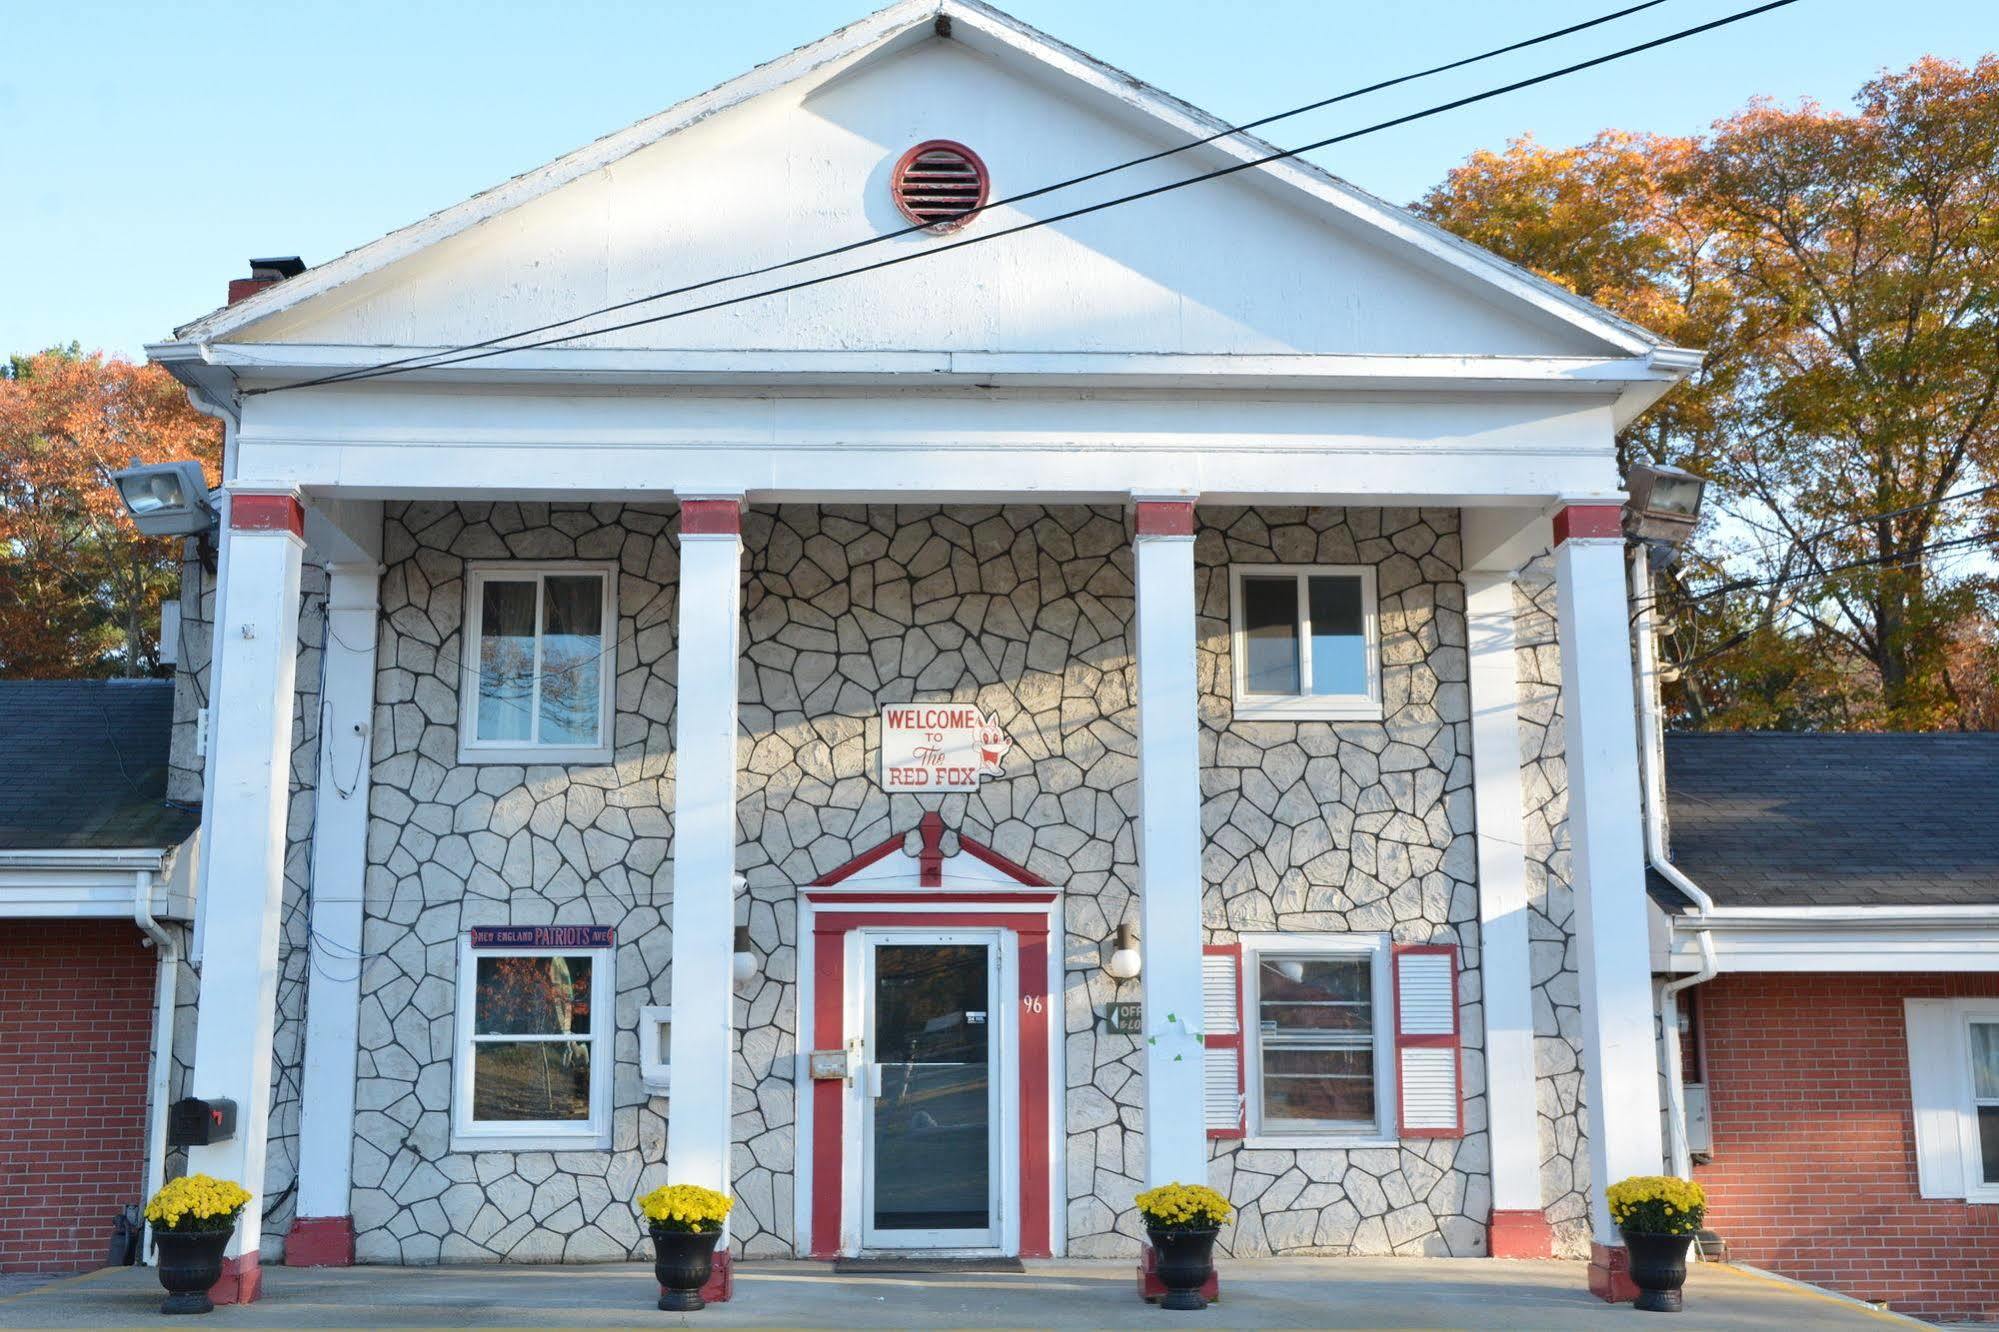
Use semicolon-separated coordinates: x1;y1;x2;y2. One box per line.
0;679;198;852
1650;732;1999;911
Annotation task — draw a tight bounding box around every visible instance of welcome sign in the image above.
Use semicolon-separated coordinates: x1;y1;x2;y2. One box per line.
880;704;1014;791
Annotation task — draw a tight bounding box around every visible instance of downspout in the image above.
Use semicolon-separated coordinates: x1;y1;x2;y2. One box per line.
133;866;178;1266
1631;548;1717;1183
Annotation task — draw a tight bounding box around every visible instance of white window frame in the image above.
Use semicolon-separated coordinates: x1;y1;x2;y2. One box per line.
451;936;615;1151
459;562;619;764
1960;1008;1999;1203
1227;564;1382;722
1238;932;1396;1148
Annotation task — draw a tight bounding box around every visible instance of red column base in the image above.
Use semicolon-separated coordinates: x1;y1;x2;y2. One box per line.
285;1216;356;1267
659;1248;734;1305
1588;1242;1638;1303
1136;1243;1220;1304
1488;1208;1555;1259
209;1253;262;1305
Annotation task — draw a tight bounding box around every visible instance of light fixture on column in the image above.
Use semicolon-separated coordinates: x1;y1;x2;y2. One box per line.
732;925;758;987
1622;462;1708;567
1104;922;1142;981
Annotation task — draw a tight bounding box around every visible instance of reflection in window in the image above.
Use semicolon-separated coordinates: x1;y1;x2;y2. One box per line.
1974;1022;1999;1184
1257;954;1375;1131
468;954;595;1123
1231;567;1376;713
469;569;609;751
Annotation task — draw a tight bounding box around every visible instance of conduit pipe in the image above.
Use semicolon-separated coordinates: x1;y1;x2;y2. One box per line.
133;864;179;1266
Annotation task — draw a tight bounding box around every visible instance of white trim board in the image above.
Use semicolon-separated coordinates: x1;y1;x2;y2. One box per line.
1661;906;1999;973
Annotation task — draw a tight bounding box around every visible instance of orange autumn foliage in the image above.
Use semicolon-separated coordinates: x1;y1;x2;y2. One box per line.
0;348;221;676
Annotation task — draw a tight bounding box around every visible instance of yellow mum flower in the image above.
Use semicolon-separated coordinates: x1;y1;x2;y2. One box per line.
1606;1175;1706;1236
145;1175;251;1233
1135;1182;1232;1229
638;1183;733;1234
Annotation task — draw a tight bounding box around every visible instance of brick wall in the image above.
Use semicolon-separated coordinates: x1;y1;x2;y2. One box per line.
0;920;157;1273
1693;970;1999;1323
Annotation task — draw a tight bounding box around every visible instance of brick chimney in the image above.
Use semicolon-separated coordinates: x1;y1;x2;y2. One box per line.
227;256;306;305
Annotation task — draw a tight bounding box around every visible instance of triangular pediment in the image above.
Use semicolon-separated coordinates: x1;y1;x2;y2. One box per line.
178;1;1668;365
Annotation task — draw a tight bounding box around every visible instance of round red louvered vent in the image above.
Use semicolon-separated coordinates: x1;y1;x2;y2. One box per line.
890;140;990;232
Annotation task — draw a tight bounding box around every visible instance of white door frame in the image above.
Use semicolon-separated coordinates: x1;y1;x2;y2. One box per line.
854;927;1015;1254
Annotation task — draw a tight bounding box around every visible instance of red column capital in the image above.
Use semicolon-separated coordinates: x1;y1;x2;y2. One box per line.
229;492;305;537
1134;500;1195;536
679;498;743;536
1553;503;1624;545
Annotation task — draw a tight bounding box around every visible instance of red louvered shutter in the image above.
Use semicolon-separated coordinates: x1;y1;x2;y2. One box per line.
1393;944;1463;1138
1203;943;1245;1139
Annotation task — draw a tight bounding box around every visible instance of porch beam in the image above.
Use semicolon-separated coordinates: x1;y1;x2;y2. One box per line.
183;487;308;1305
1131;497;1207;1189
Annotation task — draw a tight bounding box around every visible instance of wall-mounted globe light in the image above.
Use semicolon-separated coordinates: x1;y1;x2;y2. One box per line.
1104;922;1142;981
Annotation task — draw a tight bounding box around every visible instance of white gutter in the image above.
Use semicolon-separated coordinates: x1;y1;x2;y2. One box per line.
1632;547;1717;1188
133;868;178;1267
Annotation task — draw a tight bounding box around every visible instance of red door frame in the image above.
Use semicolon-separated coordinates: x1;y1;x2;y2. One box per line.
805;902;1054;1258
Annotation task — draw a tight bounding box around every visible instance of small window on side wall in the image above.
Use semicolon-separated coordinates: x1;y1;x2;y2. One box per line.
1228;565;1381;721
460;564;617;764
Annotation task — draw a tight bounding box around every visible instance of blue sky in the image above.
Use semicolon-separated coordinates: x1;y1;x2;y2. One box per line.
2;0;1991;361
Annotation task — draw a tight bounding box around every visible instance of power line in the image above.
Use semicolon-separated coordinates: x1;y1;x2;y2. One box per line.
247;0;1799;397
1712;480;1999;566
253;0;1678;396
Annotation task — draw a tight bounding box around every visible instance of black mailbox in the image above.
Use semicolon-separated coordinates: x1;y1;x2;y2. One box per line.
166;1097;237;1147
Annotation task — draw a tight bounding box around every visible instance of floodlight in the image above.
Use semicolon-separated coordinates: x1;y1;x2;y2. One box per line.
1623;462;1707;548
111;461;217;538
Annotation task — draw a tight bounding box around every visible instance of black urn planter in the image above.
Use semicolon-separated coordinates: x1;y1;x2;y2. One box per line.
651;1226;723;1312
1622;1229;1693;1313
152;1228;232;1316
1146;1225;1220;1311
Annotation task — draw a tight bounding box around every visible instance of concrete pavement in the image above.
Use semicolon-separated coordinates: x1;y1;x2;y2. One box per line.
0;1257;1922;1328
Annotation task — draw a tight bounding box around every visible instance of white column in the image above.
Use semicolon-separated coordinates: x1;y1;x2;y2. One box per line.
1551;505;1664;1252
1132;499;1206;1188
290;563;380;1261
185;490;306;1297
667;498;743;1218
1464;570;1551;1256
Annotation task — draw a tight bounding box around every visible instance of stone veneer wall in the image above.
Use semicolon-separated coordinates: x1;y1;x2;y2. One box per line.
343;501;1565;1263
1513;558;1591;1258
1193;507;1488;1258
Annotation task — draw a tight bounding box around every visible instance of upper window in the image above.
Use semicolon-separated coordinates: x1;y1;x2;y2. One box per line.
452;938;613;1150
1228;565;1381;721
460;564;617;764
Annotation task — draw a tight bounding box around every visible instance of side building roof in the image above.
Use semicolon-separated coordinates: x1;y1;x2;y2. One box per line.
1648;732;1999;911
0;679;198;852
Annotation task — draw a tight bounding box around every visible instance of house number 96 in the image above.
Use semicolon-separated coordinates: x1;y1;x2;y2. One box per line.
1021;994;1044;1014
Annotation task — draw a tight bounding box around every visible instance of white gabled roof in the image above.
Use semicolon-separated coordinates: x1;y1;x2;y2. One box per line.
172;0;1683;363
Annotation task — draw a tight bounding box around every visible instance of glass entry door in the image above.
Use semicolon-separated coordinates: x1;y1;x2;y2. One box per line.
861;932;1002;1249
